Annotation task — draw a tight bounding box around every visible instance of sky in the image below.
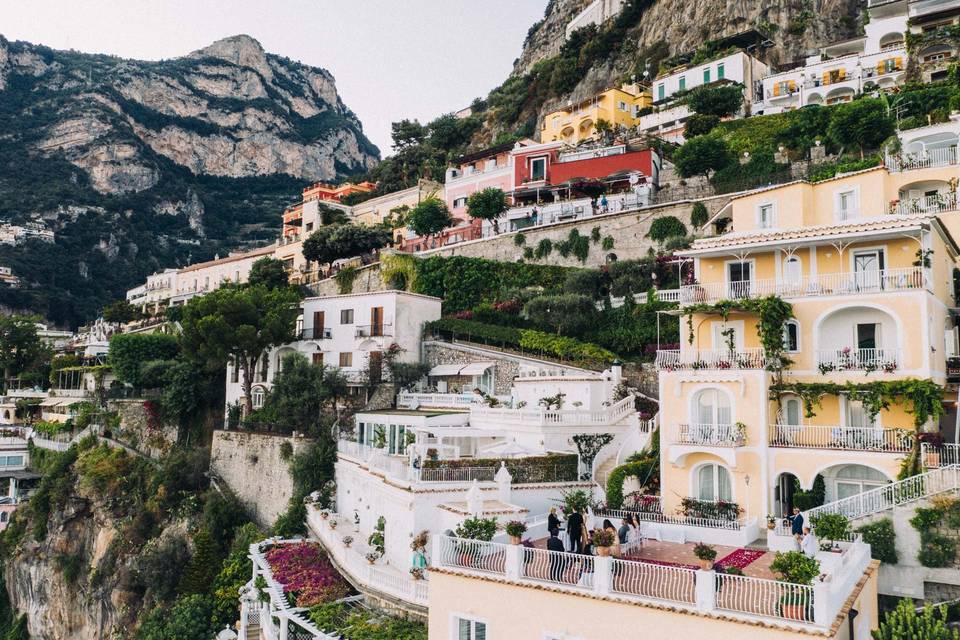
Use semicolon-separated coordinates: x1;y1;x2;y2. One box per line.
0;0;549;156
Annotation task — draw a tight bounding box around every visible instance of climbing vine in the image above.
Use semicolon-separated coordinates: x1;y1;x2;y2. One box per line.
334;266;358;294
380;252;418;291
683;296;794;373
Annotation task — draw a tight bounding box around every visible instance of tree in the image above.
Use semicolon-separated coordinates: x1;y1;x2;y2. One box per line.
647;216;688;243
874;600;959;639
595;118;614;140
523;294;597;336
684;114;720;138
690;202;709;227
252;353;347;434
428;113;481;150
317;203;349;226
466;188;508;234
0;316;48;389
563;269;608;299
102;300;140;323
178;529;220;595
390;119;428;151
673;135;733;178
406;197;454;238
686;84;744;117
827;98;895;158
247;257;289;290
179;285;300;415
301;224;392;268
108;333;179;389
137;594;219;640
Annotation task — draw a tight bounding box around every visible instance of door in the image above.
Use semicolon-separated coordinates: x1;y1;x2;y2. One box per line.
780;397;802;445
853;250;884;291
712;322;742;353
369;351;383;384
312;311;325;339
783;256;802;292
856;322;880;367
370;306;384;337
695;389;731;442
847;399;879;448
727;262;752;299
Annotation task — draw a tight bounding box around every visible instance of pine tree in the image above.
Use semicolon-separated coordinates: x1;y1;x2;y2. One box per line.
178;529;220;596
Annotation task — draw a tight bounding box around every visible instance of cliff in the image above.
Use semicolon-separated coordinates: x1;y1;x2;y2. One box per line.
0;34;379;327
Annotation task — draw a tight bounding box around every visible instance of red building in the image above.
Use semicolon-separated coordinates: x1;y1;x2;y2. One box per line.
512;141;659;189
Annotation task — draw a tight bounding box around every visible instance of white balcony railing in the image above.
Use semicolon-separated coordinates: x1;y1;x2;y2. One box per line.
769;424;913;452
922;442;960;468
889;191;960;216
680;267;928;305
814;348;900;373
886;147;960;172
655;348;766;370
396;392;486;409
673;423;745;447
417;466;497;483
469;395;635;427
557;144;626;163
336;439;375;461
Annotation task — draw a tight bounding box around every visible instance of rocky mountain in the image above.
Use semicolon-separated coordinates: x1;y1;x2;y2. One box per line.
477;0;864;144
0;34;379;327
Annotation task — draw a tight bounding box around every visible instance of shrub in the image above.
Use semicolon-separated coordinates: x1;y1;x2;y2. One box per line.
685;114;721;137
265;542;350;606
874;599;959;640
563;269;607;299
687;84;744;117
690;202;709;228
770;551;820;585
646;216;688;243
523;294;597;336
514;233;526;246
919;532;956;568
673;135;733;177
857;518;897;564
504;521;527;538
455;516;498;541
136;594;219;640
605;458;659;508
108;333;179;389
693;542;717;561
809;512;850;546
535;238;554;259
826;98;895;157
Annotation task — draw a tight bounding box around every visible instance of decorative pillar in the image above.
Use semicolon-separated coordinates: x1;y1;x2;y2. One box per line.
593;555;612;596
504;544;521;580
695;569;716;613
495;462;512;504
813;581;830;626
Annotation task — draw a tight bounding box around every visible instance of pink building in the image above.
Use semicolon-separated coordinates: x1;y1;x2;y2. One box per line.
443;141;516;218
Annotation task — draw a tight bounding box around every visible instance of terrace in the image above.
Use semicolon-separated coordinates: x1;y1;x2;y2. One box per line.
769;424;913;453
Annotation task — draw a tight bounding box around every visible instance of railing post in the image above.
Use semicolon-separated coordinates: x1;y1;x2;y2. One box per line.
695;570;716;613
593;555;612;596
813;581;830;626
505;544;521;580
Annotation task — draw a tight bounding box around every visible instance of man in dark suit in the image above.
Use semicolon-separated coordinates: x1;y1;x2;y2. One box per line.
566;509;584;554
547;527;566;582
789;507;804;536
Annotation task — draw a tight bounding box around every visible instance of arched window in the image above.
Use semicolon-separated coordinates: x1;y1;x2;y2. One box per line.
783;320;800;352
251;387;266;410
783;396;802;426
696;464;732;502
834;464;889;500
0;512;7;523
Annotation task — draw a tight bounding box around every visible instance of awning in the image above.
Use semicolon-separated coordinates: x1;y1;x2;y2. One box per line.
428;364;464;377
459;362;495;376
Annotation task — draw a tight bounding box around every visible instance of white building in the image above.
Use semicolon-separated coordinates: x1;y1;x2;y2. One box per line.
224;290;442;412
566;0;626;38
641;50;769;143
756;1;908;114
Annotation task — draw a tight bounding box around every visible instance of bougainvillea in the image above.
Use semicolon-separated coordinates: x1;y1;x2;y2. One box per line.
265;543;350;607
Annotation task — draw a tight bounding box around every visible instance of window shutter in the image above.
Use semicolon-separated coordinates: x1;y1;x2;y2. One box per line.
895;56;903;70
946;328;959;357
838;68;846;80
822;71;830;85
773;83;781;97
788;80;796;92
877;60;885;75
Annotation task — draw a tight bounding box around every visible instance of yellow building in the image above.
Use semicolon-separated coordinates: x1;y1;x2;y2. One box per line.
540;82;652;144
657;159;960;528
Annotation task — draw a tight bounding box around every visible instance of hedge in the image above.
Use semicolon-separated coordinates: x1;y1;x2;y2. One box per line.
857;518;898;564
425;318;617;364
422;453;579;484
606;458;658;509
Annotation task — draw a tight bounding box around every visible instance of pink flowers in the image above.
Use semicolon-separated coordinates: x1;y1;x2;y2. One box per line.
265;542;350;607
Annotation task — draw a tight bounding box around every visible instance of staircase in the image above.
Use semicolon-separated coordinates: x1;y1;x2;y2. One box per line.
592;413;657;489
245;624;260;640
803;464;960;525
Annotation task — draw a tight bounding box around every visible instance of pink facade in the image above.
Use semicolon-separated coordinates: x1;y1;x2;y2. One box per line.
512;142;658;188
443;143;516;221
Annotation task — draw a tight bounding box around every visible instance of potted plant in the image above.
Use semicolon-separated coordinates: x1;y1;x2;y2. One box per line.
365;552;380;564
319;509;330;520
592;529;616;556
733;421;748;444
766;515;778;530
343;536;353;548
410;567;425;580
329;518;338;530
693;542;717;570
505;520;527;545
368;516;386;556
770;551;821;621
410;530;429;552
810;512;851;552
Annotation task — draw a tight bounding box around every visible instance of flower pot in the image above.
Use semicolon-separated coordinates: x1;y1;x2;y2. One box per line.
344;542;352;548
698;559;713;570
320;512;329;520
767;521;776;530
509;535;521;545
329;520;338;529
596;546;611;557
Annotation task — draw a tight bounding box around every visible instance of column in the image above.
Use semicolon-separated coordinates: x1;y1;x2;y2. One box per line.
593;555;612;596
504;544;521;580
695;569;716;613
813;581;830;626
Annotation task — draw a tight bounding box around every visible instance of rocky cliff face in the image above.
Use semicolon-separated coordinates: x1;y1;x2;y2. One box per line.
0;34;379;327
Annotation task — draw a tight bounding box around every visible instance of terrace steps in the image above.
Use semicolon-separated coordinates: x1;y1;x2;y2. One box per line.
244;624;260;640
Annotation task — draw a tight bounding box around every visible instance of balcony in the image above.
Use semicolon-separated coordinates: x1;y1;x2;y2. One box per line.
355;324;392;338
469;395;635;428
769;424;913;452
655;348;766;370
814;348;900;374
680;267;928;305
922;442;960;468
673;423;746;447
886;147;960;172
299;327;331;340
890;191;960;216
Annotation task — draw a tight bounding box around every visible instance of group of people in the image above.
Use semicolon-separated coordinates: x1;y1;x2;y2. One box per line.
788;507;819;558
546;507;643;556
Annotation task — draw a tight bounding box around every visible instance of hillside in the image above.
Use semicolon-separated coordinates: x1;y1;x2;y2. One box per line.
0;34;379;327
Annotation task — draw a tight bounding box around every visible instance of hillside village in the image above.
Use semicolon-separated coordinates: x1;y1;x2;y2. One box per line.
1;0;960;638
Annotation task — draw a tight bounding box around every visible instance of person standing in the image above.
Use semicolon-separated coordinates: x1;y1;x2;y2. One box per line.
617;518;630;545
788;507;805;537
800;526;818;558
547;528;566;582
567;508;585;554
548;508;561;536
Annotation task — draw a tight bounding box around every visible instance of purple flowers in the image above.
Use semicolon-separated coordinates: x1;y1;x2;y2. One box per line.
265;542;350;607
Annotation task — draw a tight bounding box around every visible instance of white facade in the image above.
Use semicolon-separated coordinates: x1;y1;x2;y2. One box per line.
565;0;626;38
224;290;442;411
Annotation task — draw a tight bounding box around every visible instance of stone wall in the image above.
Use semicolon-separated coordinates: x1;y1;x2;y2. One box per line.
108;398;178;459
310;196;729;298
210;429;315;528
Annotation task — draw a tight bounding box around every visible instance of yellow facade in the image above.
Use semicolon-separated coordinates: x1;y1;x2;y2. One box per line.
660;163;960;521
540;83;652;144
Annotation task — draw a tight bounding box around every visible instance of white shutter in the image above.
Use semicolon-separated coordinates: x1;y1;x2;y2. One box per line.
946;327;959;357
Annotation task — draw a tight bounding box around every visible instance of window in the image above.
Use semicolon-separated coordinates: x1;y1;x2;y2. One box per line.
783;320;800;352
783;397;802;426
305;222;314;232
618;100;628;111
694;389;731;429
856;323;880;351
339;352;353;367
230;358;239;383
456;617;486;640
696;464;732;502
251;387;265;410
835;189;858;220
0;456;23;467
657;84;665;100
727;261;752;299
678;76;686;91
234;270;240;283
783;255;802;287
312;352;324;366
340;309;354;324
0;512;6;523
853;249;884;290
453;197;467;208
717;63;725;79
530;157;547;181
757;203;775;228
703;68;711;84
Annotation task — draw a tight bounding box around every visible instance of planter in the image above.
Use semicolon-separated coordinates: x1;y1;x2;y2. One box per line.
329;520;338;530
320;511;330;520
767;521;777;530
698;559;714;571
509;535;522;545
596;546;612;557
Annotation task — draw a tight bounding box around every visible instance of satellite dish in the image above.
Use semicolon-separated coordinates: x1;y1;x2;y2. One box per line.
629;172;640;185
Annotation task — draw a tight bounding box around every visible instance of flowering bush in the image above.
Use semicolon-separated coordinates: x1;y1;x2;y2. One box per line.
265;543;350;607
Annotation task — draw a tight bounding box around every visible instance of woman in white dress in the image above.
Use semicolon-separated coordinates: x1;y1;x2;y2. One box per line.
627;514;642;551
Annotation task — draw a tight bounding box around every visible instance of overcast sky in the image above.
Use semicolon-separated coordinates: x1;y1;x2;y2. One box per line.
1;0;548;156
